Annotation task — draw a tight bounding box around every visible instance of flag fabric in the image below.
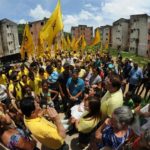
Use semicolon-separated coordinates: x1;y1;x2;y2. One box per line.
40;0;63;47
71;37;76;49
73;35;82;50
37;37;44;57
81;35;86;50
67;35;71;49
20;23;34;60
61;37;67;50
20;45;25;60
91;29;101;46
54;42;59;52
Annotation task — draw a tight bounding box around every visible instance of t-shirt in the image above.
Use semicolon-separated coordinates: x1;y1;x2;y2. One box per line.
27;78;41;95
78;69;86;78
58;72;71;96
66;77;85;97
24;117;64;149
124;98;135;109
54;67;64;74
101;89;123;119
129;68;143;85
76;112;100;133
8;82;23;100
18;69;29;79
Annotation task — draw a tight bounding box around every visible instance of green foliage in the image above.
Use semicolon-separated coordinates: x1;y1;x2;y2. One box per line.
109;49;150;67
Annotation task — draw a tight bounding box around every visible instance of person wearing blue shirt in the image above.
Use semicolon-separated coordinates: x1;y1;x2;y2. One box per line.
66;69;85;117
129;63;143;94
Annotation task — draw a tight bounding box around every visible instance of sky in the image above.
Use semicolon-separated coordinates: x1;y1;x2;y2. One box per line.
0;0;150;32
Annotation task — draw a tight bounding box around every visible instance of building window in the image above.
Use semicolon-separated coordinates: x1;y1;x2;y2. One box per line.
7;25;9;28
41;22;44;26
10;50;13;53
131;29;133;33
29;24;32;27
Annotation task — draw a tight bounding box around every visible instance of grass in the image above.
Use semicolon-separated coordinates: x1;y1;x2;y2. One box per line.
109;49;150;67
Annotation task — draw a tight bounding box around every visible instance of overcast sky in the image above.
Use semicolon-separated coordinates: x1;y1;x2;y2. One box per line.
0;0;150;32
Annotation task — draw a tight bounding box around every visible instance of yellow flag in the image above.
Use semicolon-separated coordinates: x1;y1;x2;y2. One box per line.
73;35;82;50
71;37;76;49
61;37;67;50
20;23;34;59
91;29;101;46
81;35;86;50
40;0;64;47
54;42;59;52
37;38;44;57
20;45;25;60
67;35;71;49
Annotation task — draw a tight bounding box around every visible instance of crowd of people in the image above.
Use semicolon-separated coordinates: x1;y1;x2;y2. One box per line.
0;50;149;150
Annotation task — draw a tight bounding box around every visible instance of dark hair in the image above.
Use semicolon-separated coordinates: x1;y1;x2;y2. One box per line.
42;79;48;86
30;62;37;68
39;67;44;74
28;71;34;79
11;71;18;81
109;73;122;90
46;65;53;74
20;97;35;117
94;87;102;98
84;96;101;121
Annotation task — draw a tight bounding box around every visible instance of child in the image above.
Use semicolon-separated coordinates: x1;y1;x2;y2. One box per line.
124;91;135;109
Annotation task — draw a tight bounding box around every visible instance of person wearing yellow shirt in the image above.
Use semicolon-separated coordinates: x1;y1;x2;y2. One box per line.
18;64;29;80
37;68;48;81
8;66;14;77
75;63;86;78
0;69;8;86
54;61;64;74
21;74;28;86
75;96;101;147
8;71;24;101
29;62;38;78
100;73;123;120
20;97;67;150
28;72;41;96
85;53;91;62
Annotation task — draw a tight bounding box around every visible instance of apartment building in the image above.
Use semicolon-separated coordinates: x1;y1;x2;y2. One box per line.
129;14;150;57
0;18;19;57
112;18;129;51
29;18;48;47
99;25;112;48
71;25;93;45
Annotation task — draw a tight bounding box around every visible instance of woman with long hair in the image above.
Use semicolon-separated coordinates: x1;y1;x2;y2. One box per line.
75;96;101;147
